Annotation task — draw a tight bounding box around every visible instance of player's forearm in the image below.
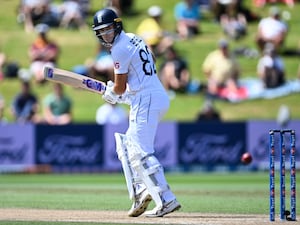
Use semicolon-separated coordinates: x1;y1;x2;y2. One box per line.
113;74;127;95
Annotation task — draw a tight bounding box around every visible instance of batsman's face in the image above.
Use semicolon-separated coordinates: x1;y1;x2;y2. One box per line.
96;25;115;43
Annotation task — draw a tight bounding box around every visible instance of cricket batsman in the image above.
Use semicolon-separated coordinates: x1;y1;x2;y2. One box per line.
92;8;181;217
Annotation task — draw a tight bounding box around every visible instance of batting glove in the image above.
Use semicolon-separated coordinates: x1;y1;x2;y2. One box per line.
102;81;120;104
117;90;132;105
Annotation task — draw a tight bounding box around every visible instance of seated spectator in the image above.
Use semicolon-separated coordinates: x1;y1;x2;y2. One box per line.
78;0;91;19
72;44;114;82
28;24;60;84
0;48;21;80
17;0;60;32
202;39;240;96
220;13;247;40
159;46;191;93
136;5;174;56
17;0;49;32
257;43;285;88
196;99;221;121
43;83;72;125
58;0;87;30
11;80;40;123
255;6;288;52
210;0;238;22
174;0;201;39
87;44;114;82
95;102;128;125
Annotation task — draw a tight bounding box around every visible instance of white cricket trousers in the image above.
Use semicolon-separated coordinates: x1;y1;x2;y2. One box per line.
126;91;169;155
126;91;176;203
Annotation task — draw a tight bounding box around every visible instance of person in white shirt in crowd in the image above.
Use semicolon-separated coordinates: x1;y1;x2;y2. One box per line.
17;0;50;33
255;6;288;52
59;0;87;30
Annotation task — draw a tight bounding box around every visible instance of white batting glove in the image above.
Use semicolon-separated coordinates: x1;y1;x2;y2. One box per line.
117;90;132;105
102;81;119;104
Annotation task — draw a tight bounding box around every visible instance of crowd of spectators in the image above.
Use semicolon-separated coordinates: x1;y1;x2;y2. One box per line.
3;79;73;125
0;0;299;124
17;0;90;33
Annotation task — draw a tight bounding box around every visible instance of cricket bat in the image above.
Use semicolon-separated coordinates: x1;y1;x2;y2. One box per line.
43;66;106;94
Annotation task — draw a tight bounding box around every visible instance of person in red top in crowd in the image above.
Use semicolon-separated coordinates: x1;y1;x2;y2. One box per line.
28;23;59;84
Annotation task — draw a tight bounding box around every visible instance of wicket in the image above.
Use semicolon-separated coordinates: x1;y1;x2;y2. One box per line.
269;129;296;221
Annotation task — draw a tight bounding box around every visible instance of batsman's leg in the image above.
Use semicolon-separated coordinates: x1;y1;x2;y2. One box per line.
115;133;152;217
127;139;181;217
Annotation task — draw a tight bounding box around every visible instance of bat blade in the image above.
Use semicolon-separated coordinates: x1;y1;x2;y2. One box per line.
43;66;106;94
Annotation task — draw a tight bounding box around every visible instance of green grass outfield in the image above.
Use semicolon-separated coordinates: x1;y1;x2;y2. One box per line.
0;172;299;224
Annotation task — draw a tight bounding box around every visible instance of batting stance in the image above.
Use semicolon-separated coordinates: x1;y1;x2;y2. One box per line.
92;8;181;217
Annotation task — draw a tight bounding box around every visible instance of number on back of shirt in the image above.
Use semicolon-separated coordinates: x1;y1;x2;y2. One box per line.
130;36;156;76
139;45;156;76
